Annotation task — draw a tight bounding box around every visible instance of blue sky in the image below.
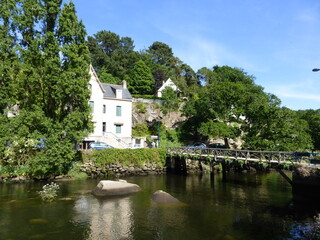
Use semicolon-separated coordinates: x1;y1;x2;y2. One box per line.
73;0;320;110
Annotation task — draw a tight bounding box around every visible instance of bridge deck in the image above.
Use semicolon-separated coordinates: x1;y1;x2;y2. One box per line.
167;147;318;167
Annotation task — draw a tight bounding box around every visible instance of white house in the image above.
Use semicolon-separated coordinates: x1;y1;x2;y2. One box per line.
157;78;180;98
83;65;133;149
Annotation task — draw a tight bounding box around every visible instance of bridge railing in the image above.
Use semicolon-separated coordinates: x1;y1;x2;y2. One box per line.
167;147;301;164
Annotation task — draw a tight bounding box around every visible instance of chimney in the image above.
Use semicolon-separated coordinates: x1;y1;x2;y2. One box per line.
122;80;127;89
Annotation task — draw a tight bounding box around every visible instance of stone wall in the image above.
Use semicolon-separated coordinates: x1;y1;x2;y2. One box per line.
81;162;166;178
81;158;205;178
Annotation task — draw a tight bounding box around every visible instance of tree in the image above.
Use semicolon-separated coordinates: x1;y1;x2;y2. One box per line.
147;41;174;65
88;30;139;82
182;66;274;147
0;0;92;178
243;107;313;151
161;87;180;117
128;60;154;95
297;109;320;150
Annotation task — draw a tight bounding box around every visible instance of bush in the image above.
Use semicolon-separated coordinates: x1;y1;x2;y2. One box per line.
135;103;147;114
38;182;60;202
132;94;160;99
132;123;149;137
67;162;88;180
81;148;167;167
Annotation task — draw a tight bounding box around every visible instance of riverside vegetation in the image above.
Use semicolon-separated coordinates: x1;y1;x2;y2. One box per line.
80;148;167;178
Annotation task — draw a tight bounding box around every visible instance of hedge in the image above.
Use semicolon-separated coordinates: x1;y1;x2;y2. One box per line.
81;148;167;167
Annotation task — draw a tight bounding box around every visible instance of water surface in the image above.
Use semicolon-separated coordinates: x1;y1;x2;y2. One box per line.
0;172;318;240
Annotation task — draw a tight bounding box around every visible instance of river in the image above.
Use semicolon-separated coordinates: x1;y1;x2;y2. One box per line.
0;171;319;240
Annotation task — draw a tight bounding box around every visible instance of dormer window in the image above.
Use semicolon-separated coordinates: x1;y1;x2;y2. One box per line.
116;89;122;99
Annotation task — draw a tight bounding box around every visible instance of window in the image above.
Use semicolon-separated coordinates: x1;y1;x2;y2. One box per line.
89;101;94;113
116;106;121;116
115;125;121;134
102;122;106;133
103;105;106;114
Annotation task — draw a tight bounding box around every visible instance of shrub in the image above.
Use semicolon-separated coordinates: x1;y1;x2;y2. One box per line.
81;148;167;167
135;103;147;114
67;162;88;180
38;182;60;202
132;123;149;137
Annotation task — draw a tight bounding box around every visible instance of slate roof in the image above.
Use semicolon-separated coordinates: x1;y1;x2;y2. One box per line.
101;83;132;100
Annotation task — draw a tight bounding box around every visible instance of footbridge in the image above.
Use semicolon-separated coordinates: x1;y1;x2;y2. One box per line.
167;147;320;187
167;147;306;165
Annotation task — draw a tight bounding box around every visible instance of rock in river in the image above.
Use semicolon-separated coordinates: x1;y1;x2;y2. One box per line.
92;180;141;197
151;190;180;204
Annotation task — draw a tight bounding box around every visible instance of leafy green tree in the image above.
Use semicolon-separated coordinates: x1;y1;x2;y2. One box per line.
128;60;154;95
243;107;313;151
147;41;174;65
297;109;320;150
0;0;19;112
0;0;92;179
88;30;139;82
197;67;218;85
132;123;149;137
183;66;271;147
161;87;180;116
98;69;121;84
0;0;20;156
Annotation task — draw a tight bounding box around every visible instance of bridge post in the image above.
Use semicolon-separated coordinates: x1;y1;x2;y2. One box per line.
221;160;227;182
210;162;215;179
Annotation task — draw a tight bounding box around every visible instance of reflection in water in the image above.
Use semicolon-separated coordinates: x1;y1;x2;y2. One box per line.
0;173;320;239
73;195;133;240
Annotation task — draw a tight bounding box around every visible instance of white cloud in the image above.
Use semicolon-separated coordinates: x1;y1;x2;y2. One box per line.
269;79;320;102
296;8;320;24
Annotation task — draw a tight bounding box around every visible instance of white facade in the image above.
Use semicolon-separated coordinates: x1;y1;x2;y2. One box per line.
157;78;180;97
85;65;132;148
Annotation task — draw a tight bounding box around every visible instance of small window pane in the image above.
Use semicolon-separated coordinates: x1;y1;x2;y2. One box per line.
89;101;94;113
116;125;121;134
116;106;121;116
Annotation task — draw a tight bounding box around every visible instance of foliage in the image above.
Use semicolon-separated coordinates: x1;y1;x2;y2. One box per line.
0;0;92;178
243;107;313;151
67;161;88;179
38;182;60;202
160;129;183;148
297;109;320;150
135;103;147;114
132;94;160;99
82;148;167;167
147;41;174;65
132;123;149;137
199;120;238;139
87;30;139;82
161;87;180;116
182;66;255;145
98;70;121;84
128;60;154;95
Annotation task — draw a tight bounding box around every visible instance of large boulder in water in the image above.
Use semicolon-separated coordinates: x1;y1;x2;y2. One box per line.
92;180;141;197
151;190;180;204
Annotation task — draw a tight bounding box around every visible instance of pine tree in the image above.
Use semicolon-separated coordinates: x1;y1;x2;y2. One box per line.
128;60;154;95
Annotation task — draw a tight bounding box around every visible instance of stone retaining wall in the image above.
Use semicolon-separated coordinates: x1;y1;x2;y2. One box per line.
81;158;205;178
81;162;166;178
